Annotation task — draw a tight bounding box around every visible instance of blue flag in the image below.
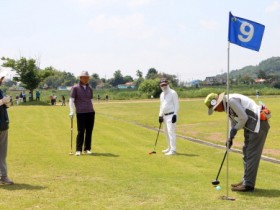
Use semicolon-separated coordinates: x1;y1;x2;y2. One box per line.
228;12;265;51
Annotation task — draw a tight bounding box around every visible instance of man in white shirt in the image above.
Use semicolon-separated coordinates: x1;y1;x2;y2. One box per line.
159;78;179;156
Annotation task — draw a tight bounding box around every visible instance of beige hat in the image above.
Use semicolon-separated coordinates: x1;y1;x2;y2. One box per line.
79;71;89;77
204;92;225;115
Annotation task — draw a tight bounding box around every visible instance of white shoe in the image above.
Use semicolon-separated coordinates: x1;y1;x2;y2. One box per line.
84;150;92;154
75;151;81;156
165;150;176;156
162;148;170;153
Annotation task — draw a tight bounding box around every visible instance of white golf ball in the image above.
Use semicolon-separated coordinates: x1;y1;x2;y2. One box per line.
216;185;221;190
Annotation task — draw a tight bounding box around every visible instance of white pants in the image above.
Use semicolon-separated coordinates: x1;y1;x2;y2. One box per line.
163;115;176;151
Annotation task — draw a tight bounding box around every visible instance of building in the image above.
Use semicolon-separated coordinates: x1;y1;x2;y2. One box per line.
117;82;135;89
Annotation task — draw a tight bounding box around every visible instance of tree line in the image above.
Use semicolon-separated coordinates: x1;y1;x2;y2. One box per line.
1;57;179;100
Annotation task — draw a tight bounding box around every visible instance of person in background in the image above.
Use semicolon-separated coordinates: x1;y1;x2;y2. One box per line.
22;92;26;103
0;76;14;185
256;90;260;99
61;95;66;106
158;78;179;156
28;91;32;102
204;92;270;192
69;71;95;156
36;90;40;101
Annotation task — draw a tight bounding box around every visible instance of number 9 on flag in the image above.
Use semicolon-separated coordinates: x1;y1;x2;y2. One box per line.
228;12;265;51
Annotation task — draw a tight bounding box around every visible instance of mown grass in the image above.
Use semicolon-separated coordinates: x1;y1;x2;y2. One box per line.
0;97;279;210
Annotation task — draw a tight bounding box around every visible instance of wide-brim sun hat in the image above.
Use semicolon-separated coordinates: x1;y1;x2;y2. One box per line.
204;92;225;115
79;71;89;77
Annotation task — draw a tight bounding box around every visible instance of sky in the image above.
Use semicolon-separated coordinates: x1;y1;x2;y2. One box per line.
1;0;280;82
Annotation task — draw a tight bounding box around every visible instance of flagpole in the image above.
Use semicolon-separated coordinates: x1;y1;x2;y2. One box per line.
221;41;235;201
226;41;230;198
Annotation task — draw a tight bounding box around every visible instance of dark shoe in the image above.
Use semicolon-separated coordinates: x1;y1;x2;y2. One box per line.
231;181;243;187
0;176;14;185
231;184;254;192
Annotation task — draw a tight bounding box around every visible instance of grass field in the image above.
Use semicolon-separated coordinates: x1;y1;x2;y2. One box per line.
1;96;280;209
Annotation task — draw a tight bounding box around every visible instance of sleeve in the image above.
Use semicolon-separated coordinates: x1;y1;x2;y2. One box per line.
69;87;76;114
173;91;179;115
159;93;164;117
69;97;75;114
229;98;248;130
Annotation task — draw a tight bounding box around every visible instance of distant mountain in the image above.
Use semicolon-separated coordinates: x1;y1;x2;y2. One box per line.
229;56;280;79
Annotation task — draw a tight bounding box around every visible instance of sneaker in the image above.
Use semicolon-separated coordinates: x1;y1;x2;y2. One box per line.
0;176;14;185
84;150;92;154
231;184;254;192
165;150;176;156
231;181;243;187
75;151;81;156
162;148;170;153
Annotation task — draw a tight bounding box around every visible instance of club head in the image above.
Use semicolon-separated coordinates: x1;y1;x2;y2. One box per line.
148;151;156;155
69;152;73;155
212;180;220;186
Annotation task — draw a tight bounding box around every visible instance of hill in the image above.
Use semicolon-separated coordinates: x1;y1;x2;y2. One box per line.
210;56;280;87
230;56;280;78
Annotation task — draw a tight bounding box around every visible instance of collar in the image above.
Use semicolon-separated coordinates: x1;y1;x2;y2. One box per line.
79;82;89;87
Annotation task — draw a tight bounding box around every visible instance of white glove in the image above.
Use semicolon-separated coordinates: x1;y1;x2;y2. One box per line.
0;96;10;106
3;96;10;104
69;112;74;119
69;97;75;119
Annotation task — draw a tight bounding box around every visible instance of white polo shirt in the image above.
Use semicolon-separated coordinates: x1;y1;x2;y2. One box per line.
159;86;179;117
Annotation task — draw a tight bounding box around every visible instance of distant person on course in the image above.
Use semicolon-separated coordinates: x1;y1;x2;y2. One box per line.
69;71;95;156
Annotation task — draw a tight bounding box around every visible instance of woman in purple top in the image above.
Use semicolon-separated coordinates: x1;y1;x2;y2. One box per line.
69;71;95;156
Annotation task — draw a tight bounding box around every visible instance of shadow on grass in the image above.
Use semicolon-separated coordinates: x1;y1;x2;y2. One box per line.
235;188;280;197
176;152;199;157
91;152;119;157
16;101;50;106
0;183;46;191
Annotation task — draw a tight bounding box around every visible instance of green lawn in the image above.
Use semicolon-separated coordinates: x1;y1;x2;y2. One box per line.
0;97;279;209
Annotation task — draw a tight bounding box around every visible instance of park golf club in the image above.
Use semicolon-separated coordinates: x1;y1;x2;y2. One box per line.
69;117;74;155
148;122;162;155
211;150;228;185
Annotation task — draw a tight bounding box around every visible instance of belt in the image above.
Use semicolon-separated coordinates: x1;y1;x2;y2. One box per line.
164;112;174;116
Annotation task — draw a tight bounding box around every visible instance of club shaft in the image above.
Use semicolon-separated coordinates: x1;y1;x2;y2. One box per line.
70;118;73;151
153;123;162;151
215;150;227;180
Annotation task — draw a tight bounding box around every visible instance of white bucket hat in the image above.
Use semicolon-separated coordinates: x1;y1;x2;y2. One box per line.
79;71;89;77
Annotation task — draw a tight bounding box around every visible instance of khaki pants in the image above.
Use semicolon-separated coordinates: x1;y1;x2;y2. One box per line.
242;120;270;187
0;130;8;177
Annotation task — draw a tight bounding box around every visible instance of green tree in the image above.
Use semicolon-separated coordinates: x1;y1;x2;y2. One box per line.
138;78;161;98
145;68;158;79
123;75;133;83
135;70;144;88
136;70;143;78
2;57;41;100
110;70;124;87
39;66;56;80
89;73;101;88
257;70;268;79
92;73;100;80
40;68;76;88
